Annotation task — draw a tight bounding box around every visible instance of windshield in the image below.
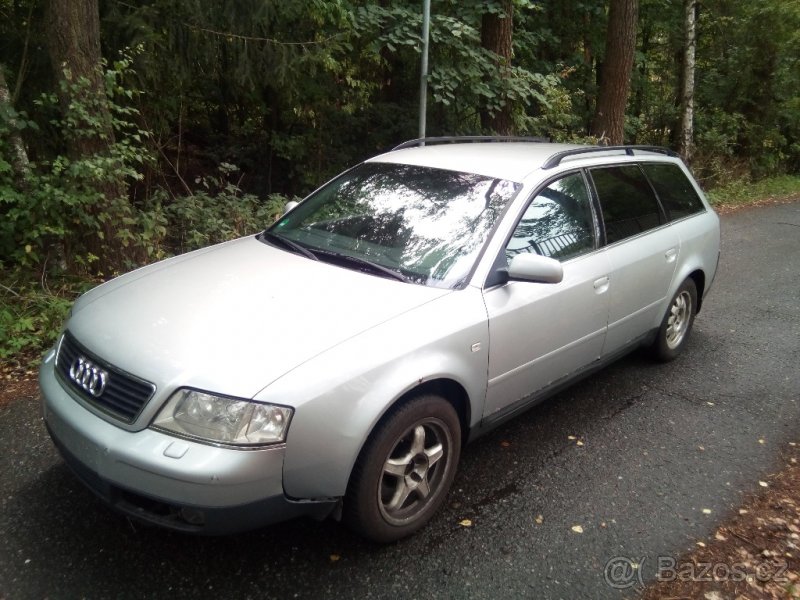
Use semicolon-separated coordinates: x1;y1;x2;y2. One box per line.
264;162;521;288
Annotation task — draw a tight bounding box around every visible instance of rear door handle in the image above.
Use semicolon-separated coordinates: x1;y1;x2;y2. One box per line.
665;248;677;263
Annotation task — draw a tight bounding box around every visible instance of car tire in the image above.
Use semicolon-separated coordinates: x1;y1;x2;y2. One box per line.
343;394;461;543
650;277;698;362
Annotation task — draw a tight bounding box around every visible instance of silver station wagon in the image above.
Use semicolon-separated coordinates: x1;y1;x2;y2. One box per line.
40;138;720;542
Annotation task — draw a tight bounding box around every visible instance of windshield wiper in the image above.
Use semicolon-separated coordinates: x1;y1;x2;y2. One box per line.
261;231;318;261
315;249;408;283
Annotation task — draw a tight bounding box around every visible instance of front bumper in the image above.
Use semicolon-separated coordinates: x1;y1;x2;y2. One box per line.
39;352;334;534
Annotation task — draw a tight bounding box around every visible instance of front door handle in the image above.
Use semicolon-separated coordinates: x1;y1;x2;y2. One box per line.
593;276;610;294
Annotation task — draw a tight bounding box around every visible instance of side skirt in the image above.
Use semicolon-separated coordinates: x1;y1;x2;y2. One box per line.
467;329;658;443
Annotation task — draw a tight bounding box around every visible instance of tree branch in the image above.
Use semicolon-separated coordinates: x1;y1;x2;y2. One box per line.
183;23;342;47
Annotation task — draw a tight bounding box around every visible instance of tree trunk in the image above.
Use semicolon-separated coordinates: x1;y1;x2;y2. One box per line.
677;0;697;162
591;0;639;145
0;65;30;180
480;1;514;135
46;0;130;274
631;20;652;143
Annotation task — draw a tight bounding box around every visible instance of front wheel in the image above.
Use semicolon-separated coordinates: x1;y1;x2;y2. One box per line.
343;395;461;543
650;278;698;361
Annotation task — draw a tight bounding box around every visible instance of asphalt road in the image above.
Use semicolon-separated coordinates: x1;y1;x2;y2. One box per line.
1;200;799;600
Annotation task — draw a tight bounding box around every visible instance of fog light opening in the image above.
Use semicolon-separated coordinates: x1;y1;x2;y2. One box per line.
178;507;206;526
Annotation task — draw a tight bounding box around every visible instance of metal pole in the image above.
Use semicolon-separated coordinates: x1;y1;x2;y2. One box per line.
418;0;430;140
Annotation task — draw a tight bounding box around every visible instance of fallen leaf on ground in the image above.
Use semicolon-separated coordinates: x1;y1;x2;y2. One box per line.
459;519;473;527
571;525;584;534
535;515;543;524
329;554;341;562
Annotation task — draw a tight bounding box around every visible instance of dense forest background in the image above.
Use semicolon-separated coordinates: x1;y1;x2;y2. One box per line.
1;0;799;360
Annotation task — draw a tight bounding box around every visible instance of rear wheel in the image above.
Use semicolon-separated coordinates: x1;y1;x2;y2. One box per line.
344;394;461;543
650;278;698;361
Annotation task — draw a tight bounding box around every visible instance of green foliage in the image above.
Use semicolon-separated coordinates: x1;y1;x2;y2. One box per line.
692;1;800;178
0;270;87;362
158;163;292;254
0;49;152;272
356;1;563;134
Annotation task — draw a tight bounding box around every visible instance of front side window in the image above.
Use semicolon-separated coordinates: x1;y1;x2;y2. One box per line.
590;165;665;244
506;172;596;263
642;163;706;220
265;162;521;288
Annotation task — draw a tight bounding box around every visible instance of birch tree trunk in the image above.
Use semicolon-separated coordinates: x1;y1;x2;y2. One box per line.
591;0;639;145
0;65;30;180
678;0;697;162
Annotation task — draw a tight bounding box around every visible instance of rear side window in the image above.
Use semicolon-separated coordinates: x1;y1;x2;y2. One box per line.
590;166;665;244
506;172;596;262
642;163;705;220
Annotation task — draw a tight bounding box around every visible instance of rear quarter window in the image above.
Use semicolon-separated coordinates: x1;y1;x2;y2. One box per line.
642;163;706;220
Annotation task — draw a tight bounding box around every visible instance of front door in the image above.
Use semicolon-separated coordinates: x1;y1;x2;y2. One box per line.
483;172;610;419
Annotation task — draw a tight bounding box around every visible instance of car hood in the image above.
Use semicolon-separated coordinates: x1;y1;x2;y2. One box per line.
67;236;451;399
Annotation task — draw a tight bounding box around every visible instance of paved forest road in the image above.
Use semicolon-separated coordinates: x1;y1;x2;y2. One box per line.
1;201;799;600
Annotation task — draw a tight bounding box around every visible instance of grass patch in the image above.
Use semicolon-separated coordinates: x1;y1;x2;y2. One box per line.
707;174;800;208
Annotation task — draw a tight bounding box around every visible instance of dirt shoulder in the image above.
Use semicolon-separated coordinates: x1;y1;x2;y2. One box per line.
0;362;38;408
712;193;800;215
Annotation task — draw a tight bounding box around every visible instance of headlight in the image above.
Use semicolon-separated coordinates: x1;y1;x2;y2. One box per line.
151;389;293;446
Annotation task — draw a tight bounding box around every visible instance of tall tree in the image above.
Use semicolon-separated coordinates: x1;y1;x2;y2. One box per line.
591;0;639;144
677;0;697;161
45;0;132;273
480;1;514;134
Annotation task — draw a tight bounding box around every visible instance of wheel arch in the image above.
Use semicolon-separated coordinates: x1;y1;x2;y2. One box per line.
380;378;472;448
687;268;705;313
342;381;467;542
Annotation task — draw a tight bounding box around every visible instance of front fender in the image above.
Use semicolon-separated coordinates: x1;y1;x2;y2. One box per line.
255;287;489;499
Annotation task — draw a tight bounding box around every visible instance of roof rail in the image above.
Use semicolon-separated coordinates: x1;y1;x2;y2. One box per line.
392;136;549;151
542;145;679;169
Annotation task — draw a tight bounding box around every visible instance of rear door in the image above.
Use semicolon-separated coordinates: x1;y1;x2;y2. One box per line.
588;165;679;354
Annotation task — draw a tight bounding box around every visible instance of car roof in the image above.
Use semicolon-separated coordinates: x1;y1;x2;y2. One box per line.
369;141;681;183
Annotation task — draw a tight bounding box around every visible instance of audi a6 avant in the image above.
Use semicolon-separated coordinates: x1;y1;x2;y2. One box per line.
40;138;720;542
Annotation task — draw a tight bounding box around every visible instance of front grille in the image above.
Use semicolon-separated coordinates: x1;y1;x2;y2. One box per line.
55;331;156;423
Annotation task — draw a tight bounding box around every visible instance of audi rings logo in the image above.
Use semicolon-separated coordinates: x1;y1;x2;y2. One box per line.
69;356;109;397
